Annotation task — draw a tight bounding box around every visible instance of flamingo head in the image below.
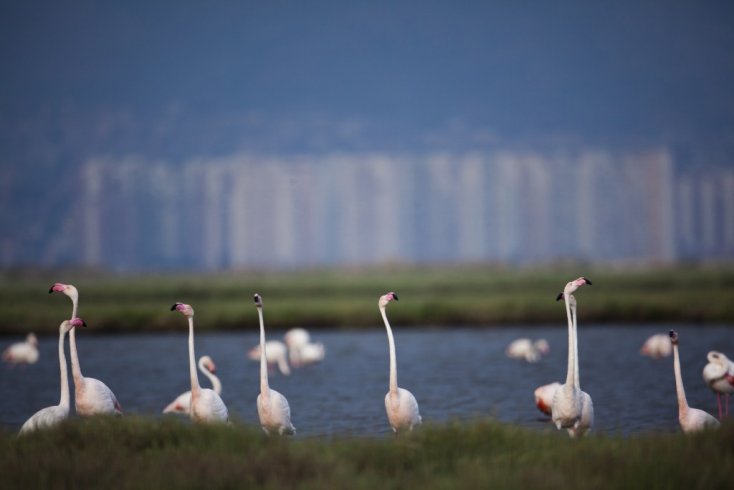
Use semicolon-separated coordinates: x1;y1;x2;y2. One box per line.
62;317;86;333
200;355;216;373
668;330;679;345
170;302;194;317
25;333;38;346
378;292;399;308
534;339;550;355
49;283;79;303
564;277;592;296
253;293;263;308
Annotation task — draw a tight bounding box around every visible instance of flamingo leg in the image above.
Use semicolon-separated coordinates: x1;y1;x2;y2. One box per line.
726;394;730;418
717;393;723;420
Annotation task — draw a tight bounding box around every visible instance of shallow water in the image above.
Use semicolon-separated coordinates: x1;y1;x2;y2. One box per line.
2;325;732;436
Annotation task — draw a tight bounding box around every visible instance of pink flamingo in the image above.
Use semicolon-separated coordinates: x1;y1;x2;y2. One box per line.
702;350;734;419
170;303;228;423
19;318;85;434
254;294;295;435
2;333;39;365
551;277;594;437
669;330;719;433
379;292;422;432
49;283;122;416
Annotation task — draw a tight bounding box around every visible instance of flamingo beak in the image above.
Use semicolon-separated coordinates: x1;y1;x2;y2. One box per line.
555;292;564;301
583;277;593;285
170;304;179;311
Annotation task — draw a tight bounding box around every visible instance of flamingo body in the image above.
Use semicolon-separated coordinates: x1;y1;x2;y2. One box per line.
385;387;422;432
20;404;68;434
191;388;229;423
295;342;326;365
567;392;594;438
506;338;548;363
257;389;296;435
3;334;39;365
75;377;123;416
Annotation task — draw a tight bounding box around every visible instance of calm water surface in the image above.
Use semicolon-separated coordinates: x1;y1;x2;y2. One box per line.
2;325;732;436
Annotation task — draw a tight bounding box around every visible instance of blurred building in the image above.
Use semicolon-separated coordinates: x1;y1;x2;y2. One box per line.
71;148;734;270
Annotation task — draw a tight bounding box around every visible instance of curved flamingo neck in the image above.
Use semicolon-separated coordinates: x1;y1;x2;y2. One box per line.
564;294;576;387
188;317;200;394
58;328;70;409
68;327;84;384
200;364;222;395
672;343;689;417
381;306;398;395
258;308;270;395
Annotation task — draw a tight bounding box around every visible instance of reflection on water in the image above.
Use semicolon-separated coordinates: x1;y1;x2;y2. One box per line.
2;325;733;436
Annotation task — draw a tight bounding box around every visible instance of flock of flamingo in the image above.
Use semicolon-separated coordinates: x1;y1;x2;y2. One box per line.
3;277;733;437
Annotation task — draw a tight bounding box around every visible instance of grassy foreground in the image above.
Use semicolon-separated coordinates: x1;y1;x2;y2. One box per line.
1;417;733;489
1;264;734;333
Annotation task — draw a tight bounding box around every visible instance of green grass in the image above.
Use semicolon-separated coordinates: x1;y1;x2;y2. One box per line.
1;264;734;334
1;417;733;489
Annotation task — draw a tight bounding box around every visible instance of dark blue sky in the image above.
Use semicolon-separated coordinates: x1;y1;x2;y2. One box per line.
2;0;734;156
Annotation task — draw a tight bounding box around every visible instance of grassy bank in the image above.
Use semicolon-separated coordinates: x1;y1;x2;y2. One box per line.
1;417;732;489
1;265;733;333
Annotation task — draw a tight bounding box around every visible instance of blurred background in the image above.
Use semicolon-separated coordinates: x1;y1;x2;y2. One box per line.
1;0;733;271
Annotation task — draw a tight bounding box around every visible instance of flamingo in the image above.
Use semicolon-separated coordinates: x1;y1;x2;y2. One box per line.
640;333;673;359
170;303;228;422
702;350;734;419
2;333;39;365
49;283;122;416
669;330;719;433
253;294;296;435
534;382;561;416
284;327;326;367
379;292;422;432
506;338;550;363
163;355;222;415
19;318;85;434
248;340;291;375
551;277;594;437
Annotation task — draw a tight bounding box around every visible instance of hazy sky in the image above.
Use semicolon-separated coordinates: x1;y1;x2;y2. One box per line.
2;0;734;156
